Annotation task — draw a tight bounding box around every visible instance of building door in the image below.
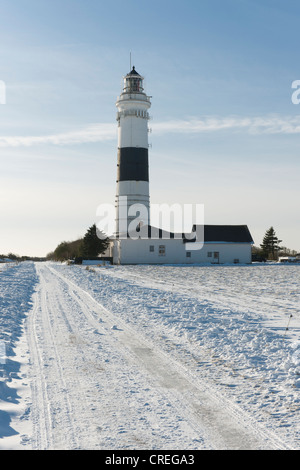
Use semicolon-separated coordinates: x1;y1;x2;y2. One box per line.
213;251;220;264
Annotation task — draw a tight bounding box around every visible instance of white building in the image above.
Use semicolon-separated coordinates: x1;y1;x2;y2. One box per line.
112;224;253;265
108;66;254;265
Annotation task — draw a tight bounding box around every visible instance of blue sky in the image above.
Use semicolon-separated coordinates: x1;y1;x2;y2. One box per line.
1;0;300;256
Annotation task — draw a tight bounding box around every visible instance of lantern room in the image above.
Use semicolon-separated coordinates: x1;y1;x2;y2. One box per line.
123;66;144;93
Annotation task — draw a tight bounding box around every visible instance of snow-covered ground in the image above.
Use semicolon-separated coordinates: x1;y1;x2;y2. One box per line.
1;261;300;449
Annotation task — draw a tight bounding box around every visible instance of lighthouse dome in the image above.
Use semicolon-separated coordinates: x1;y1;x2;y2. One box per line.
126;66;141;77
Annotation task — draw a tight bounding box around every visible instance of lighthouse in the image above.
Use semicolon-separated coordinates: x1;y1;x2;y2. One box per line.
109;66;254;265
115;66;152;237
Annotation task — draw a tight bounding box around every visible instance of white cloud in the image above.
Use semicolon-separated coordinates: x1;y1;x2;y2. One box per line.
1;115;300;148
152;115;300;135
0;123;116;147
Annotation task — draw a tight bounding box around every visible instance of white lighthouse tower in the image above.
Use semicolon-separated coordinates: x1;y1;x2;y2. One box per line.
115;66;152;237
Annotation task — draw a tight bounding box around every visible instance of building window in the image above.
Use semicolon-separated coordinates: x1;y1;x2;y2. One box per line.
207;252;212;257
149;245;154;252
159;245;166;256
186;251;191;258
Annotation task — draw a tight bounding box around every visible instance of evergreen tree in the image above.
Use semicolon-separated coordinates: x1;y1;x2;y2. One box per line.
80;224;110;258
260;227;282;260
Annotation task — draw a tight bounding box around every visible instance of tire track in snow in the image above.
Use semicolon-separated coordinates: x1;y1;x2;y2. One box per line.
46;265;213;447
28;264;205;449
27;265;81;449
27;285;54;449
48;264;293;450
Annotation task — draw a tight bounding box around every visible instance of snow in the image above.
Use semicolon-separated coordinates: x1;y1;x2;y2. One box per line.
1;261;300;449
0;262;38;448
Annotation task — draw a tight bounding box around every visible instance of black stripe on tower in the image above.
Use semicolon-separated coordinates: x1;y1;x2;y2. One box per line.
117;148;149;182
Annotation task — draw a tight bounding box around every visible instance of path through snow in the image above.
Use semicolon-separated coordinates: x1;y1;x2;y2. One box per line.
1;262;300;449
